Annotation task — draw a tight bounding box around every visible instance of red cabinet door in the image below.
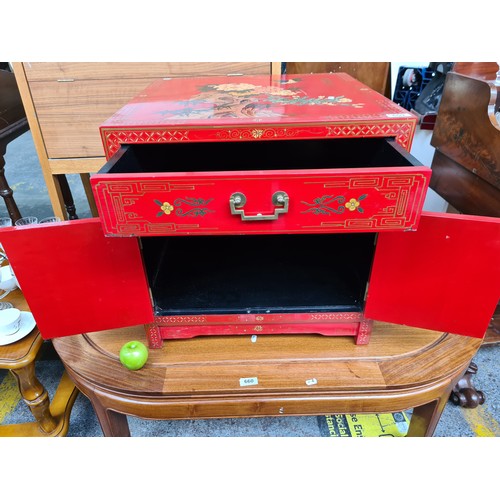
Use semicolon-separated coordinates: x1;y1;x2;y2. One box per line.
365;212;500;338
0;219;154;339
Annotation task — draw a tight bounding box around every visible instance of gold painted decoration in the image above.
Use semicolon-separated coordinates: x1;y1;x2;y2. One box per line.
155;198;214;217
301;194;367;215
345;195;367;213
155;200;173;216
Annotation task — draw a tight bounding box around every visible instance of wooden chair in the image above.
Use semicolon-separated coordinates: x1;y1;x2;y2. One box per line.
0;68;28;223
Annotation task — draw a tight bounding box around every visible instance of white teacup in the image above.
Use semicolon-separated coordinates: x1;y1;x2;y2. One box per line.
0;308;21;336
0;265;19;299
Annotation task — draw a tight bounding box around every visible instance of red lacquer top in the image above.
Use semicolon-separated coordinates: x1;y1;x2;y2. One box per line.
100;73;417;158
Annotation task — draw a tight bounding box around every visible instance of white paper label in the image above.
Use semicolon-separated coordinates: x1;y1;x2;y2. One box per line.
386;113;412;117
251;335;258;343
240;377;258;387
306;378;318;386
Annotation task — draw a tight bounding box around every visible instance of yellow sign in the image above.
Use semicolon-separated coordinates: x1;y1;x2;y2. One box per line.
320;412;410;437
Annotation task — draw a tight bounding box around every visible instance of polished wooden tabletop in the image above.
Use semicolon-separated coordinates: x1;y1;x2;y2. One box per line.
54;322;481;393
52;321;482;436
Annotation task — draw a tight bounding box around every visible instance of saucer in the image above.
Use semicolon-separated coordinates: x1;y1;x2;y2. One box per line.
0;312;36;346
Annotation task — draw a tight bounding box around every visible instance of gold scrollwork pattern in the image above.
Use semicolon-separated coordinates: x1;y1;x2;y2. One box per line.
215;127;300;141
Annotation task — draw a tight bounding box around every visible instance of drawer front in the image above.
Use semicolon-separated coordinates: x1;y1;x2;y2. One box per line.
92;168;431;236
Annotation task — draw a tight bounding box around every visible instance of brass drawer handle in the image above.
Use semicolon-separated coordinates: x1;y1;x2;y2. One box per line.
229;191;289;221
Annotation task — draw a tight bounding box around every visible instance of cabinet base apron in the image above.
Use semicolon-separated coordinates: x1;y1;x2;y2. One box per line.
145;313;373;348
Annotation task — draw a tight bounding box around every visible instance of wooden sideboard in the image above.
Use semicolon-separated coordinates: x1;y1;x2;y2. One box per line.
12;62;276;220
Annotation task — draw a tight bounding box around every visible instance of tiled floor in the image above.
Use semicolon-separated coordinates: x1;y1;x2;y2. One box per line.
1;131;499;438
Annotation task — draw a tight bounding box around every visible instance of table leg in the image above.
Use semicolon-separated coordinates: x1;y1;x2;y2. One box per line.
407;366;472;437
80;173;99;217
56;174;79;220
90;394;131;437
10;363;58;434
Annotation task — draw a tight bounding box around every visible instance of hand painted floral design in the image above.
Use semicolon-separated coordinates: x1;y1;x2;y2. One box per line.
154;81;364;121
345;195;367;213
345;198;360;211
154;200;174;216
154;198;214;217
209;83;260;93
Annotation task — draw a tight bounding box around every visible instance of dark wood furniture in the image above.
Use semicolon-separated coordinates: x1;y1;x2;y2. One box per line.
430;66;500;344
51;321;481;437
0;69;28;223
430;63;500;407
0;288;78;437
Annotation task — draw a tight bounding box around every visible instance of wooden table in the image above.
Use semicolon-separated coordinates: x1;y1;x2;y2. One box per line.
0;289;78;437
52;322;481;437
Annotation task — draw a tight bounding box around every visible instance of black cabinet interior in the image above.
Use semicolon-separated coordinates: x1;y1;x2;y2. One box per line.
142;233;376;316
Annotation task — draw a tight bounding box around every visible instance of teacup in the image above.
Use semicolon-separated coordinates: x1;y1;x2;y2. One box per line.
0;308;21;336
0;265;19;299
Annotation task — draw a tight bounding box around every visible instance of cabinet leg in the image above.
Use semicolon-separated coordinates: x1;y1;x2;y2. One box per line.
356;318;372;345
146;323;163;349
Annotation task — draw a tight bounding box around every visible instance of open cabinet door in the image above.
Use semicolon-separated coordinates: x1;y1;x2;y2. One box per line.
365;212;500;338
0;219;154;339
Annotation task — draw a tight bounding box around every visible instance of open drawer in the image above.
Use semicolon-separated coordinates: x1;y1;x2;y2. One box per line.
91;137;431;237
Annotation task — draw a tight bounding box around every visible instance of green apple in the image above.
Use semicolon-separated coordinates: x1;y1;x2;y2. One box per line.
119;340;148;370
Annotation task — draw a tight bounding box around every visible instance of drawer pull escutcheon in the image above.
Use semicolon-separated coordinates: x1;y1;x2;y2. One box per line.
229;191;289;221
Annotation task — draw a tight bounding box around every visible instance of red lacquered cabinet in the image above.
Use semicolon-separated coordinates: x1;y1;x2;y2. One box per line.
1;73;499;347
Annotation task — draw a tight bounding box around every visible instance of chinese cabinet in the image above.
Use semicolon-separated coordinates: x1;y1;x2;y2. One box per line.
1;73;499;348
